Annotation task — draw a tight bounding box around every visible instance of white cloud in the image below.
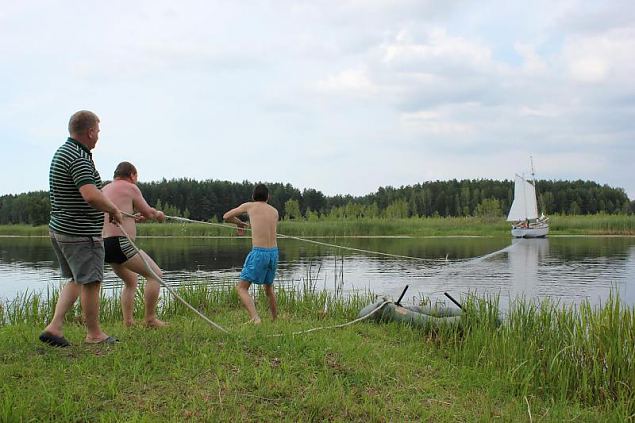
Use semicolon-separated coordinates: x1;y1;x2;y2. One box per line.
564;28;635;83
400;110;475;136
316;68;378;96
381;28;494;72
514;43;548;74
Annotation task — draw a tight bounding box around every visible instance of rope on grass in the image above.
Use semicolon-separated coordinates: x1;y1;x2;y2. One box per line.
114;220;230;334
267;300;389;337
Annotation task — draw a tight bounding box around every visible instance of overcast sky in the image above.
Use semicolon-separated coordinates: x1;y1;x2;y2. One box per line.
1;1;634;200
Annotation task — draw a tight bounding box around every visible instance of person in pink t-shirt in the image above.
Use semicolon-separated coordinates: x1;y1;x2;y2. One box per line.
102;162;167;327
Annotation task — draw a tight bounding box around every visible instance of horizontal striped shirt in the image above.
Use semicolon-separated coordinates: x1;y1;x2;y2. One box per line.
49;138;104;236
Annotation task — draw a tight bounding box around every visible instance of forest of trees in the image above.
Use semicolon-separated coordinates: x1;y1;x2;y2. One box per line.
1;178;633;225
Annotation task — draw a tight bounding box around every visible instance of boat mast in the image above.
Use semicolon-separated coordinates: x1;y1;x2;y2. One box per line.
530;155;542;215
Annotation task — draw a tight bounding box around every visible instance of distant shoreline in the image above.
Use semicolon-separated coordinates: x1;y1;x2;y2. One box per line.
1;214;633;236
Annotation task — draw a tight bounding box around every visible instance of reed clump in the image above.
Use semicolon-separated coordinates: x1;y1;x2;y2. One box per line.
453;293;635;413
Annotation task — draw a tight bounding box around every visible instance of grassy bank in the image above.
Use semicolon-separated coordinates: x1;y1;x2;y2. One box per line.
1;214;633;237
1;286;633;421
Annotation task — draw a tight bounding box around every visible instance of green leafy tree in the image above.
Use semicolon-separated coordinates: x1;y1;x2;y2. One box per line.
384;199;408;219
306;209;320;221
475;198;503;220
284;199;301;220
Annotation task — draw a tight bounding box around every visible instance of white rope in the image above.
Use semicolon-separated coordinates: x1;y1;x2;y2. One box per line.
119;212;391;336
267;301;389;337
117;218;390;336
118;212;514;335
161;215;518;270
114;220;230;334
164;215;443;263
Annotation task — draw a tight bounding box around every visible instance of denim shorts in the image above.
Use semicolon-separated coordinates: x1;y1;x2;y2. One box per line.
49;230;104;284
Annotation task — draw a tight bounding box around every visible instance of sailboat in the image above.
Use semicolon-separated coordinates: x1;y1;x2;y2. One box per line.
506;160;549;238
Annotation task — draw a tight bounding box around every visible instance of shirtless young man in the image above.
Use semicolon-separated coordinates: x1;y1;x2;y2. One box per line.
102;162;167;327
223;184;279;324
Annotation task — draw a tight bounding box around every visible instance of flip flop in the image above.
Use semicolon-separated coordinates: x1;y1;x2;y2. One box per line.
86;335;119;345
39;331;70;348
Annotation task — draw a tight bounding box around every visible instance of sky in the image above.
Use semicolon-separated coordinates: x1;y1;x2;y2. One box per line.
1;1;634;200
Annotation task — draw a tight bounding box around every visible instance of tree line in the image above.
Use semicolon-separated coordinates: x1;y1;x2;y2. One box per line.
1;178;633;225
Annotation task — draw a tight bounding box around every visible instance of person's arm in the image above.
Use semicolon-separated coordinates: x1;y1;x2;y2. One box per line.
79;184;124;224
223;203;249;226
131;185;165;222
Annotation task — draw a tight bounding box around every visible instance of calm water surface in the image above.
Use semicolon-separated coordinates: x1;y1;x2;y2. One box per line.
1;236;634;308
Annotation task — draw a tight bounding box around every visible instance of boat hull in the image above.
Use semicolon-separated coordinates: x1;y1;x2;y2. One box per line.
357;300;462;329
511;225;549;238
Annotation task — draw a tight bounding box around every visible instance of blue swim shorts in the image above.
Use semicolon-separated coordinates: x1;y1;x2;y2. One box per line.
239;247;279;285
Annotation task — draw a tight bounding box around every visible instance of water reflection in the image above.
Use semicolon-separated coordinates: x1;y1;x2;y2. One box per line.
426;237;635;308
1;236;634;308
508;238;549;300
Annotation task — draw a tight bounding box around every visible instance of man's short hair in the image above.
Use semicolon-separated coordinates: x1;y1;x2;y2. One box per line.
113;162;137;179
253;184;268;202
68;110;99;136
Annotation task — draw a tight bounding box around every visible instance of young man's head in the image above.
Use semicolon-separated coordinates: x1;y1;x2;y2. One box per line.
68;110;100;149
252;184;269;202
113;161;138;183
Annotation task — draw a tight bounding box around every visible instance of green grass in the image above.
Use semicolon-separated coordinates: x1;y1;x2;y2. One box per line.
549;213;635;235
1;214;633;237
1;286;633;421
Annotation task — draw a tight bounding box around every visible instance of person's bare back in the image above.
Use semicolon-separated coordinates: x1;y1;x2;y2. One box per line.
102;179;162;239
242;201;278;248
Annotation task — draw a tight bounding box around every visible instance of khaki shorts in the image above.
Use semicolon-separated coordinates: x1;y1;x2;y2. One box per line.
49;230;105;284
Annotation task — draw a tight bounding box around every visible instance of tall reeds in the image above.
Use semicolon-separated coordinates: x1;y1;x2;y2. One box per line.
454;292;635;413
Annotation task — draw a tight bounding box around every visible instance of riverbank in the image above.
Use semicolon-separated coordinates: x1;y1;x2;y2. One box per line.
1;214;633;237
1;286;633;420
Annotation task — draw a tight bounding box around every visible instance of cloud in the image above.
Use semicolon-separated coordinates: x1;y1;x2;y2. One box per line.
514;43;548;74
564;28;635;83
316;68;378;96
381;28;494;72
400;109;475;137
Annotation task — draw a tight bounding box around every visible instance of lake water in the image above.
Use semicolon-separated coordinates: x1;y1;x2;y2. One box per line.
1;236;634;308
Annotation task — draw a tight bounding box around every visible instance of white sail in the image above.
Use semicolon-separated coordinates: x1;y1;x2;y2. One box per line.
506;174;539;221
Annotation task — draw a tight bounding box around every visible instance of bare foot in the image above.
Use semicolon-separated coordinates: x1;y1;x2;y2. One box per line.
144;318;168;328
123;319;135;328
245;317;262;325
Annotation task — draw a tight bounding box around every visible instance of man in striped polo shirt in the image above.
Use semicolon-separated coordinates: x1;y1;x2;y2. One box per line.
39;110;124;347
